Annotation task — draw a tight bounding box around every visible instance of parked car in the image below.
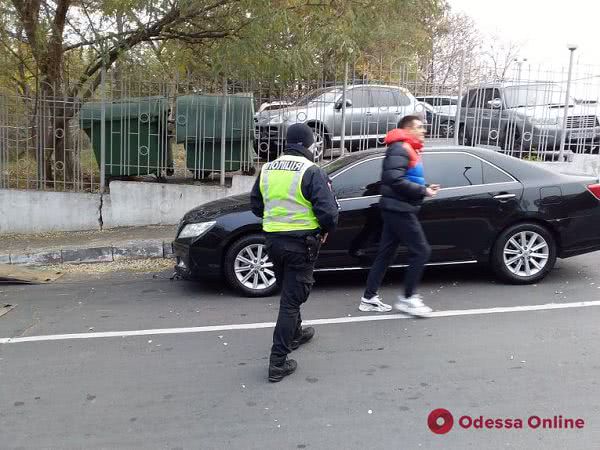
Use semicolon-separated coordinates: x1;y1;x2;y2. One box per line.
173;146;600;297
416;95;458;137
416;95;459;117
254;84;420;159
457;82;600;157
255;101;294;116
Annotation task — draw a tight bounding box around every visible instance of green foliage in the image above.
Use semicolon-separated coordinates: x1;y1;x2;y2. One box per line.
0;0;448;95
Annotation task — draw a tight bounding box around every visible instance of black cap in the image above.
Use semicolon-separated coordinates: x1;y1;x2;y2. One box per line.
286;123;314;151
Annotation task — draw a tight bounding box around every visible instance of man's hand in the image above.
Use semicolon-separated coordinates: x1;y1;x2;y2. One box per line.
425;184;440;197
321;233;328;244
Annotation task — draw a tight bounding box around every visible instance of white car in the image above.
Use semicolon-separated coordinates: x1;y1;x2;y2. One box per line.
256;101;294;114
416;95;459;119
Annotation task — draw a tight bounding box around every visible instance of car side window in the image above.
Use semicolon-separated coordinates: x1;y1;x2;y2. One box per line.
347;88;372;108
370;88;397;107
467;90;483;109
482;88;502;109
482;162;513;184
393;90;412;107
421;153;484;187
461;91;472;108
331;158;383;199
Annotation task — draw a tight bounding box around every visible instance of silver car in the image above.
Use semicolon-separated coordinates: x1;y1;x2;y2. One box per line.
254;84;420;159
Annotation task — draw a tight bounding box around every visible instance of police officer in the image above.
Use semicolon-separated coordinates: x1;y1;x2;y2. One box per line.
251;123;339;382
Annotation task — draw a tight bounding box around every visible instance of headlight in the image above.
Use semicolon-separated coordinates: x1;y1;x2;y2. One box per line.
530;117;558;125
178;221;216;239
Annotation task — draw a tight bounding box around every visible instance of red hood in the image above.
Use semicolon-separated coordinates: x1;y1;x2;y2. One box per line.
384;129;423;152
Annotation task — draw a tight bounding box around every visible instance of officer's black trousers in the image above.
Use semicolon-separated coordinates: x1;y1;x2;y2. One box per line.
266;236;315;366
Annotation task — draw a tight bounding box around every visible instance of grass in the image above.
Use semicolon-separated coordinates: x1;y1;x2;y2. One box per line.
1;141;257;191
1;148;101;192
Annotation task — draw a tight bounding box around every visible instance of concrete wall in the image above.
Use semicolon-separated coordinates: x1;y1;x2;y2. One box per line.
102;175;255;228
0;175;256;234
0;189;100;234
540;154;600;178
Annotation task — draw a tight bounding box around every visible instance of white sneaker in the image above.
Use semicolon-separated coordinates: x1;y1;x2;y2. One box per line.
394;294;432;318
359;295;392;312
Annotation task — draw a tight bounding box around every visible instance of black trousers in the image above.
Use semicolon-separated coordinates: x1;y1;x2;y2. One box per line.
364;210;431;300
267;236;316;366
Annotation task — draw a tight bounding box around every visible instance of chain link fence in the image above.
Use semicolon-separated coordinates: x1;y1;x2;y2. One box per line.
2;56;600;193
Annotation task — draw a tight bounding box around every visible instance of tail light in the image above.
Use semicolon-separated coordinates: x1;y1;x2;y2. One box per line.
587;184;600;199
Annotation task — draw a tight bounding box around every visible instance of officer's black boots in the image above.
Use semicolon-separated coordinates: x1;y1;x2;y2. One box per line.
291;326;315;350
268;359;298;382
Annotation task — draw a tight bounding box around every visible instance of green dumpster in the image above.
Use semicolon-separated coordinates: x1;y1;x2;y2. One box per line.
175;95;255;178
79;96;173;178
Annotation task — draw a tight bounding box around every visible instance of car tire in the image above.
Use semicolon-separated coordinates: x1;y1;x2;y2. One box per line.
308;123;330;161
224;233;279;297
491;223;557;284
501;125;524;155
457;124;471;146
440;120;455;138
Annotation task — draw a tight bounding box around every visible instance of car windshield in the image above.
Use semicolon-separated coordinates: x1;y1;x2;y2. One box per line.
419;97;458;106
294;87;343;106
321;150;383;175
504;85;569;108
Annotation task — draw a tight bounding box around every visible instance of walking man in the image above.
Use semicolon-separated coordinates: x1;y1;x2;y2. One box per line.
358;115;439;316
251;123;339;382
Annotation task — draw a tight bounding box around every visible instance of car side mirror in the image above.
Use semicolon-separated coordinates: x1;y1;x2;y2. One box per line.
335;99;352;110
488;99;503;109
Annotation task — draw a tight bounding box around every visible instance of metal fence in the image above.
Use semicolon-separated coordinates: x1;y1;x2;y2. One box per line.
2;56;600;193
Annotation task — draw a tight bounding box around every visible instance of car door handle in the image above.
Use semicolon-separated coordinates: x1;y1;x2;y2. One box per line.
493;193;516;200
365;112;373;116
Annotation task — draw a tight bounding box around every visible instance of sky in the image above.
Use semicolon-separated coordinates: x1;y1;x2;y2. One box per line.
448;0;599;66
448;0;600;99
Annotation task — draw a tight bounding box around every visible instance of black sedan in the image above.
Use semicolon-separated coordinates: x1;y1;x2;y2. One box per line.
173;146;600;297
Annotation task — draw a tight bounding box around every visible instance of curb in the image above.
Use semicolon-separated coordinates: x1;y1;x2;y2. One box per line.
1;239;175;267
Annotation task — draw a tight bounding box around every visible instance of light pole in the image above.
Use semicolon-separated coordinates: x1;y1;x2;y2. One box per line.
514;57;527;83
339;47;353;156
558;44;578;162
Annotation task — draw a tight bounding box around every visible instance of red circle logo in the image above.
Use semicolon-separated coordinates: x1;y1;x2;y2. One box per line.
428;408;454;434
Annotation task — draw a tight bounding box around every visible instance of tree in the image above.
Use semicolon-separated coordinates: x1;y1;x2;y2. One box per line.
427;10;481;93
2;0;255;184
0;0;447;186
481;35;522;81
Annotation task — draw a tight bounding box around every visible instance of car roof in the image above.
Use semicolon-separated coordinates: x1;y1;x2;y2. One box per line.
322;84;413;95
323;145;564;182
467;81;561;90
416;95;458;99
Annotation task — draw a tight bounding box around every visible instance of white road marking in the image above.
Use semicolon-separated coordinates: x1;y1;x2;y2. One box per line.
1;300;600;345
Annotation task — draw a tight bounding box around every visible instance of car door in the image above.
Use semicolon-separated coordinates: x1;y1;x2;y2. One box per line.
462;89;485;145
316;156;384;269
415;151;524;262
480;88;504;146
369;87;407;142
344;87;378;148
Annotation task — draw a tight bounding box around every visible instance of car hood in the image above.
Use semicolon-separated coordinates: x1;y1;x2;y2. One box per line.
255;104;320;125
511;104;594;120
183;194;251;223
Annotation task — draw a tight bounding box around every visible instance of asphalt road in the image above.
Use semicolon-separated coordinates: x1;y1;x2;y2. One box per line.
1;254;600;449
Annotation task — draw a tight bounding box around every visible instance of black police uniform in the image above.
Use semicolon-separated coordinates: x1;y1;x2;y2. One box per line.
250;125;339;382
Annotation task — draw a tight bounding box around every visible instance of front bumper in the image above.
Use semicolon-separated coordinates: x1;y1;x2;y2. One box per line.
173;240;222;278
525;126;600;150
